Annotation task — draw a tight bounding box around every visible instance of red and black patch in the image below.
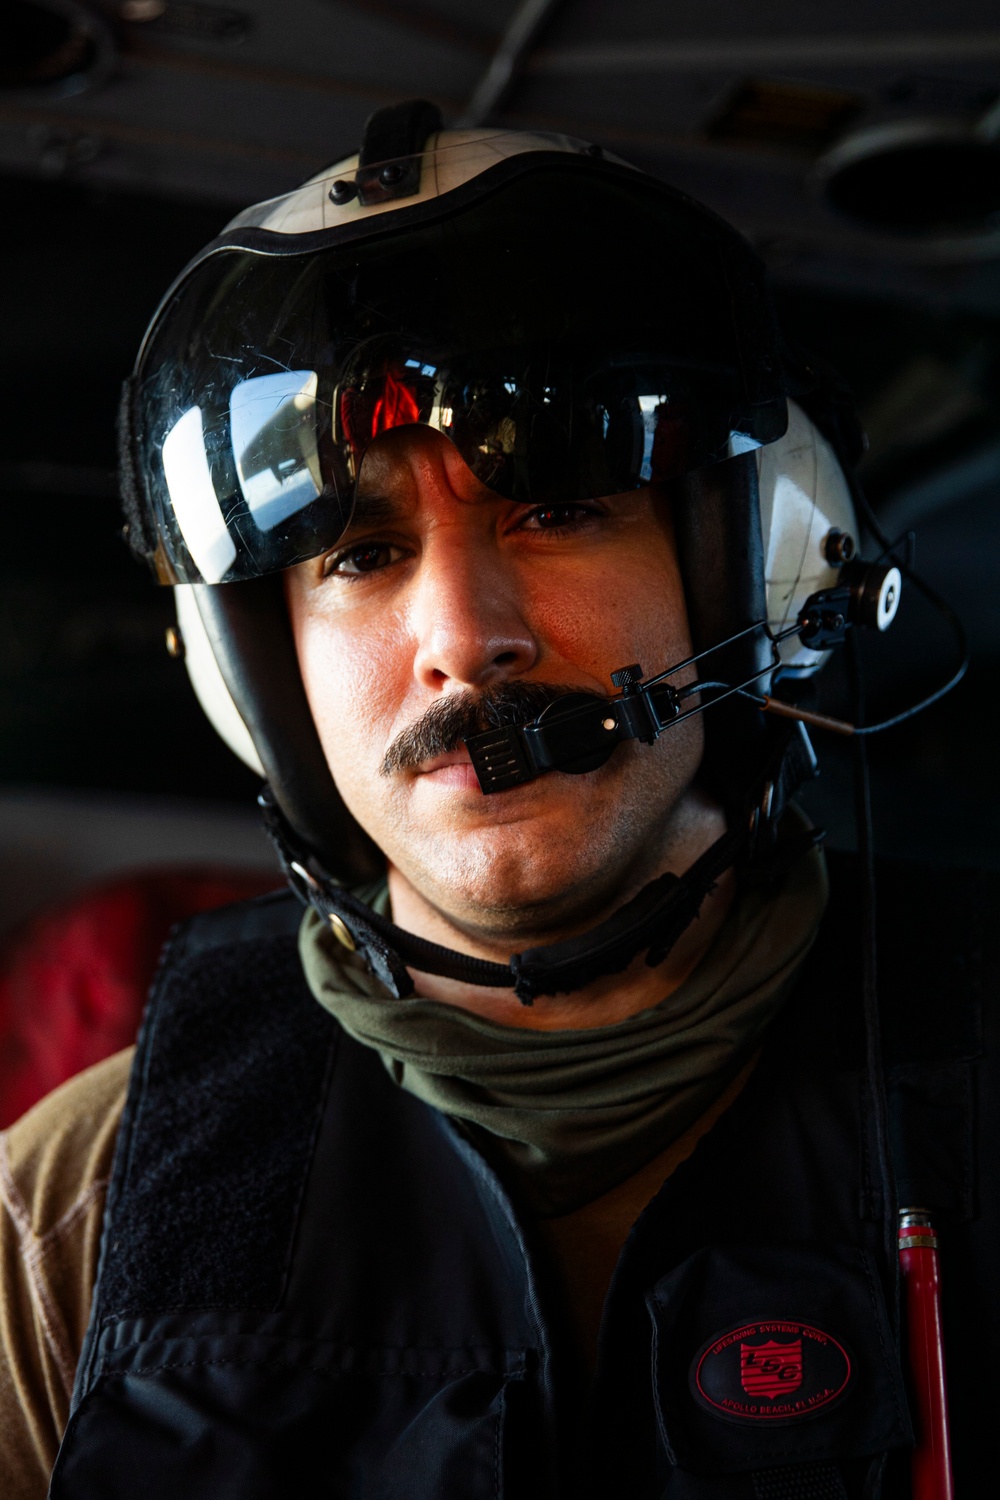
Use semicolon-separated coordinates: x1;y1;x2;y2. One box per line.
691;1319;852;1425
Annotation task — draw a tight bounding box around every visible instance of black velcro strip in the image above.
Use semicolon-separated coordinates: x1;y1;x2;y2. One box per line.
99;931;336;1316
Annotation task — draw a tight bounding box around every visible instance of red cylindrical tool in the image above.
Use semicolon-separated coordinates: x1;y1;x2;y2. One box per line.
898;1208;954;1500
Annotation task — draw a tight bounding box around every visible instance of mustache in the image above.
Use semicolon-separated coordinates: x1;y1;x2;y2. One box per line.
380;681;604;776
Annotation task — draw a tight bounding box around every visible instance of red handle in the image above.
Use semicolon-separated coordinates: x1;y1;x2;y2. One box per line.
899;1211;954;1500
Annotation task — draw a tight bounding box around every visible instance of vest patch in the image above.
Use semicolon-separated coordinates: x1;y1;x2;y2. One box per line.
691;1320;852;1425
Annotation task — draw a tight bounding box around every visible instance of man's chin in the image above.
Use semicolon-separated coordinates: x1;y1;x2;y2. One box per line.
386;828;643;948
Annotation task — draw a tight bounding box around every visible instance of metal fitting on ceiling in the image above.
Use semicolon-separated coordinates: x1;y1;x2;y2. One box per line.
0;0;115;97
816;115;1000;260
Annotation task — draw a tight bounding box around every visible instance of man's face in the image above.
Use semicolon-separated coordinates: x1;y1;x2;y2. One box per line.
284;426;705;944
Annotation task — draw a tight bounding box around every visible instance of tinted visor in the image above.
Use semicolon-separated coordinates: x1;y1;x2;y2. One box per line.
133;157;786;583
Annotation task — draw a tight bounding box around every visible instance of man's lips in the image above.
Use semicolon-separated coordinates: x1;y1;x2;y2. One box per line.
417;748;473;775
414;748;483;790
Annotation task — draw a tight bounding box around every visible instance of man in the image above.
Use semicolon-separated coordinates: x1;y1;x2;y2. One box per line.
0;103;992;1499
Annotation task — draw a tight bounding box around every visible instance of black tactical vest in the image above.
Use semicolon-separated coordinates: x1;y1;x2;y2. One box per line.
49;854;997;1499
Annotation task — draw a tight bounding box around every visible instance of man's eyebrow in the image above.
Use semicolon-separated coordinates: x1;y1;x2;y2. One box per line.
340;492;406;533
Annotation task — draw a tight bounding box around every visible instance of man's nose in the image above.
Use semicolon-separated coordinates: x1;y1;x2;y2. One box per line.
410;527;539;691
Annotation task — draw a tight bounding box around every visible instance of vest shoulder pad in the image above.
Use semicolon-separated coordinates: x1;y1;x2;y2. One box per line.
172;886;303;959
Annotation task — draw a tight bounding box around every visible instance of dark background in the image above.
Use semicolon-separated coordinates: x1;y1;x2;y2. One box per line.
2;0;999;935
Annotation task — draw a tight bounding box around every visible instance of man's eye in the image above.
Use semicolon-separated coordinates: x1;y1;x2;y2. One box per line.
523;504;594;530
327;542;403;576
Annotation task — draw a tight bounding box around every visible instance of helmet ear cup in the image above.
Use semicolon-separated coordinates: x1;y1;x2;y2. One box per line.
175;585;264;776
672;450;771;812
188;578;383;883
672;409;857;822
758;400;859;678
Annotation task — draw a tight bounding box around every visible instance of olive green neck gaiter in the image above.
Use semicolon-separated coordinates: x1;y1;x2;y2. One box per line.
299;840;828;1216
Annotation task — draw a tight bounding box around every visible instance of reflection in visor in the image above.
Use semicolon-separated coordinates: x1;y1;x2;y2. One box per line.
640;395;689;483
338;360;423;463
231;371;322;531
161;407;237;584
331;348;703;501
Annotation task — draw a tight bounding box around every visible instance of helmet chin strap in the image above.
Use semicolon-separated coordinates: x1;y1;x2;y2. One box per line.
259;788;749;1004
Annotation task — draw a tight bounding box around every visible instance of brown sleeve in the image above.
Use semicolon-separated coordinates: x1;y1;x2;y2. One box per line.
0;1048;132;1500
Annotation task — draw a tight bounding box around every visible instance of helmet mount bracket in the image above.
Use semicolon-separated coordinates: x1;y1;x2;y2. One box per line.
352;99;443;206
